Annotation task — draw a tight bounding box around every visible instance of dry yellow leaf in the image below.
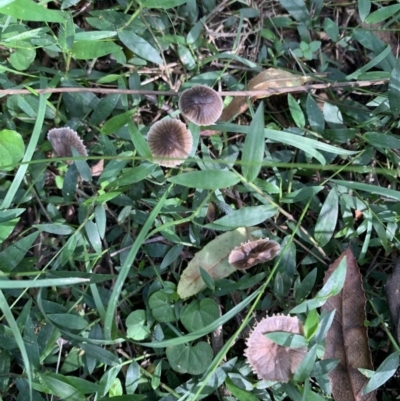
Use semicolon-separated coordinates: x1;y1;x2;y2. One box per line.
220;68;312;121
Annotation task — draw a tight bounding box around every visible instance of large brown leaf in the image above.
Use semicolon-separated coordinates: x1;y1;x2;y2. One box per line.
220;68;312;121
321;248;376;401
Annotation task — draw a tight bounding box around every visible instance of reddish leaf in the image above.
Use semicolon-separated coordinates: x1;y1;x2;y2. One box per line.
321;248;376;401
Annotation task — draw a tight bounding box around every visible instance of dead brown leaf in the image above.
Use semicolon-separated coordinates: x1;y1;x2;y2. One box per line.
385;257;400;344
321;248;376;401
220;68;312;121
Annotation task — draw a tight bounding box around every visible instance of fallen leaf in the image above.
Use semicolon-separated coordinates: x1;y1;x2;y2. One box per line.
244;315;307;382
228;238;280;269
177;227;256;299
321;248;376;401
220;68;312;121
385;257;400;344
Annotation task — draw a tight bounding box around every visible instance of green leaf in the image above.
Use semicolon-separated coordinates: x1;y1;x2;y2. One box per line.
358;0;371;21
118;30;163;65
241;102;265;181
363;351;399;394
9;41;35;71
0;0;65;22
168;170;240;190
84;221;102;254
291;257;347;313
80;343;119;367
282;186;323;203
364;131;400;149
101;109;136;135
58;12;75;51
204;204;277;230
180;299;220;332
389;58;400;117
225;376;259;401
265;332;308;348
71;40;121;60
279;0;311;25
40;372;86;401
306;95;325;134
314;187;338;246
0;231;39;272
331;179;400;201
288;94;305;128
323;18;339;41
0;129;24;170
166;341;213;375
148;290;176;322
126;310;151;340
293;344;317;382
347;45;392;80
48;314;88;331
33;223;75;235
365;4;400;24
140;0;188;8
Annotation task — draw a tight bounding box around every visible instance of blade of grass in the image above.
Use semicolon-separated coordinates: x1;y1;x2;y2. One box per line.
0;290;32;401
103;184;173;340
1;79;47;209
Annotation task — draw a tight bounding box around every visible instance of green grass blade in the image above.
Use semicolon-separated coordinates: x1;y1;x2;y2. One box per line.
103;184;173;340
0;290;32;401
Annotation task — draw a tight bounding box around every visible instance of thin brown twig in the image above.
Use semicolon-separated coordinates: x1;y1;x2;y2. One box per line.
0;79;388;97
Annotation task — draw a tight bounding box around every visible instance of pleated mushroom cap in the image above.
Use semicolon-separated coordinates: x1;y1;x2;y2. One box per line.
47;127;87;164
178;85;223;125
244;315;307;382
228;238;281;269
147;119;193;167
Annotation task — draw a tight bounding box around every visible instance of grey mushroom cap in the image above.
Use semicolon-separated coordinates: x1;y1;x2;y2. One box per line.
178;85;223;125
147;119;193;167
47;127;87;164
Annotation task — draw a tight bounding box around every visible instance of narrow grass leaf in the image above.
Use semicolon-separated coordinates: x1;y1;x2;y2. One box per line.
241;102;265;181
364;132;400;149
314;187;338;246
1;80;46;209
0;277;89;289
39;372;85;401
85;221;102;254
389;58;400;117
225;376;259;401
101;109;136;135
288;94;305;128
347;45;392;80
0;290;32;401
118;30;163;65
0;0;65;22
34;223;75;235
0;231;39;272
363;351;399;394
306;95;324;133
279;0;311;24
358;0;371;21
141;0;188;8
365;4;400;24
168;170;240;190
204;204;277;230
104;185;173;339
331;179;400;201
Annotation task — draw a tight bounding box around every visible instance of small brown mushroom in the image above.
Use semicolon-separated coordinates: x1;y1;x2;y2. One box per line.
228;238;280;269
178;85;223;125
245;315;307;382
147;119;193;167
47;127;87;164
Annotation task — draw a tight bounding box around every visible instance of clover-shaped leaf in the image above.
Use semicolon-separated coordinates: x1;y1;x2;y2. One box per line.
180;298;219;332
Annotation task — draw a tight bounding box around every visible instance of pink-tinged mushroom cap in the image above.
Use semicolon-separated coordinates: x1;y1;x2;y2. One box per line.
47;127;87;164
244;315;307;382
147;119;193;167
178;85;223;125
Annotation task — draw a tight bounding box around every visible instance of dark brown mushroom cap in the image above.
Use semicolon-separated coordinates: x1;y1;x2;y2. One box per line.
147;119;193;167
178;85;223;125
244;315;307;382
228;238;280;269
47;127;87;164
